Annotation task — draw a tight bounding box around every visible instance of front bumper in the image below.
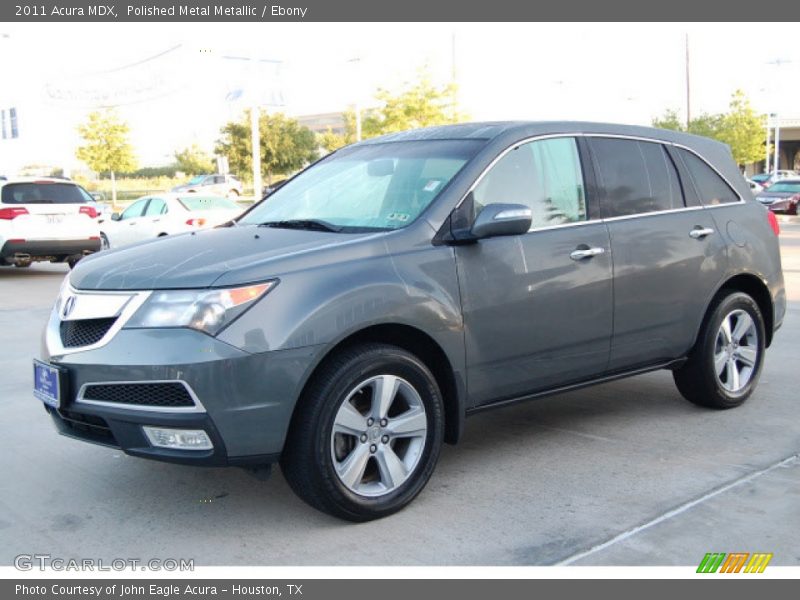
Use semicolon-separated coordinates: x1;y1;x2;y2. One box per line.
41;326;324;466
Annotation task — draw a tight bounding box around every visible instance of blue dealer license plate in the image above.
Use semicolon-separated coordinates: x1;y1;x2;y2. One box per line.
33;360;64;409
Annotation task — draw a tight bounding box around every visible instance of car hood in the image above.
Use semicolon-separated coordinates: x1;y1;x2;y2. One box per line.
70;225;387;290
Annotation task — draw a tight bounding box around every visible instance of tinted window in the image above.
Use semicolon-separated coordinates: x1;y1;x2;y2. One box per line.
121;198;148;220
145;198;167;216
677;149;739;205
473;137;587;229
1;182;93;205
591;138;683;217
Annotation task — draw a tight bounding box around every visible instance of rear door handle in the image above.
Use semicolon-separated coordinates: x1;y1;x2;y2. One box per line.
689;227;715;239
570;247;606;261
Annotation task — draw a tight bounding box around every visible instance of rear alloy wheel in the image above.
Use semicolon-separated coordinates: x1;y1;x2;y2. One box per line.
281;343;444;521
674;292;765;409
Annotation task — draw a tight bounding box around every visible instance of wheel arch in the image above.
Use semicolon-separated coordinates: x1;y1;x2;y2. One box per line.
701;272;775;348
294;323;465;445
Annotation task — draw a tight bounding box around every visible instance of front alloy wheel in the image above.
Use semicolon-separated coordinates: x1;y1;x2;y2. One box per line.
331;375;428;497
281;343;444;521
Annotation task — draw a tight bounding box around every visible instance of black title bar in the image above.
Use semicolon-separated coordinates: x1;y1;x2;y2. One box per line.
3;0;800;21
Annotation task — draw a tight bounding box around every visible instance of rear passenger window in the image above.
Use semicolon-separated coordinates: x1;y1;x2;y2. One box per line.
473;137;587;229
677;149;740;205
591;138;683;217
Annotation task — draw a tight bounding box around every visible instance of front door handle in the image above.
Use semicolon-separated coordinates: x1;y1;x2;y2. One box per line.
689;227;715;239
570;247;606;261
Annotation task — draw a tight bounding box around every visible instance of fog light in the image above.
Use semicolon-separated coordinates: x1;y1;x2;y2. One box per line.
142;426;213;451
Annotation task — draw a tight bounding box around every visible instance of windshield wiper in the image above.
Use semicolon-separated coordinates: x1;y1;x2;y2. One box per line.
258;219;342;233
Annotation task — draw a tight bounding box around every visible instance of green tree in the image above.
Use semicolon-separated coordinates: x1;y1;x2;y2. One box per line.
215;111;318;185
174;144;214;175
651;109;684;131
357;71;466;139
75;109;136;206
716;90;766;167
317;127;353;153
652;91;766;168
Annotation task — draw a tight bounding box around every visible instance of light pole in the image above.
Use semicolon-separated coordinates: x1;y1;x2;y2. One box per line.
774;115;781;174
347;57;362;142
765;58;793;175
221;54;283;199
765;114;772;174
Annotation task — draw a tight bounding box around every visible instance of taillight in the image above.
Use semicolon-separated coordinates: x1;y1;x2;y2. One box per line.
0;207;29;220
186;218;207;227
79;205;98;219
767;210;780;236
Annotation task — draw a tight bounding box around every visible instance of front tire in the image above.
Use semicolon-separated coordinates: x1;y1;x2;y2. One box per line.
281;343;444;521
673;291;765;409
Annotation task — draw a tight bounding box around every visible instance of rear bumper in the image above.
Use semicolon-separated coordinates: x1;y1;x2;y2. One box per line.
1;238;101;260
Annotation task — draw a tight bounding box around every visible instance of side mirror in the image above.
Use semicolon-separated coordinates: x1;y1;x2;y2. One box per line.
110;212;121;221
470;203;532;239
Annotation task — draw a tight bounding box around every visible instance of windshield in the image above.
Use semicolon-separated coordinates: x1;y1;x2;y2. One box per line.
239;140;482;232
751;174;769;183
187;175;206;185
764;181;800;194
179;196;241;211
1;182;93;204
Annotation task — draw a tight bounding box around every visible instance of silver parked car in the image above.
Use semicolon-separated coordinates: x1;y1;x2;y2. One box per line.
36;122;785;521
171;173;243;198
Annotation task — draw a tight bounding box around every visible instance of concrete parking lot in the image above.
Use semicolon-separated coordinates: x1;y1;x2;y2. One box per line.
1;223;798;567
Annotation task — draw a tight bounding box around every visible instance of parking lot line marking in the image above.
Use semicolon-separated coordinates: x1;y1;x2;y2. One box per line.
555;453;799;566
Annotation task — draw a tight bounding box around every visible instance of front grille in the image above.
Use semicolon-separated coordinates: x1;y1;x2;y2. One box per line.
56;409;116;443
60;317;117;348
82;382;196;408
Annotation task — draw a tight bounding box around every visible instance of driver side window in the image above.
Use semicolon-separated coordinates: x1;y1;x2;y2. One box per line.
121;198;149;220
473;137;587;230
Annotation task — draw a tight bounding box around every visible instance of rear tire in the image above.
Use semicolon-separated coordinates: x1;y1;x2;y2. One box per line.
673;291;765;409
280;343;444;521
100;233;110;250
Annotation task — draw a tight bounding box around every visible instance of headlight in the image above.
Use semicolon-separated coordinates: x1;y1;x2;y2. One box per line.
126;281;276;336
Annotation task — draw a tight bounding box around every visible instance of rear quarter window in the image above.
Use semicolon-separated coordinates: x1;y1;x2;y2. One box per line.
676;149;740;205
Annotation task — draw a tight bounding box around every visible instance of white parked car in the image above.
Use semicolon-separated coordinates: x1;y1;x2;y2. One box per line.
100;193;243;249
0;177;101;268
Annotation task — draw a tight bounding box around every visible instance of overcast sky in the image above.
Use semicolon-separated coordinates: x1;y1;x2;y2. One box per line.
2;22;799;168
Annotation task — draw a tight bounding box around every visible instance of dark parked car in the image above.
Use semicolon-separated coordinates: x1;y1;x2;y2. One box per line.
755;178;800;215
36;122;785;521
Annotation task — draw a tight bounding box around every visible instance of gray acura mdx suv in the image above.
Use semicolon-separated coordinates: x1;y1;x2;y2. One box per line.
35;122;785;521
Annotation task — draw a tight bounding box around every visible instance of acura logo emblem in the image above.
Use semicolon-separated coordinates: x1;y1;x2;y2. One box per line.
62;296;76;319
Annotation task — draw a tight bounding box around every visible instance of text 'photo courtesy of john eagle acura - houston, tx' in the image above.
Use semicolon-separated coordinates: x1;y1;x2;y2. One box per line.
33;121;785;521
